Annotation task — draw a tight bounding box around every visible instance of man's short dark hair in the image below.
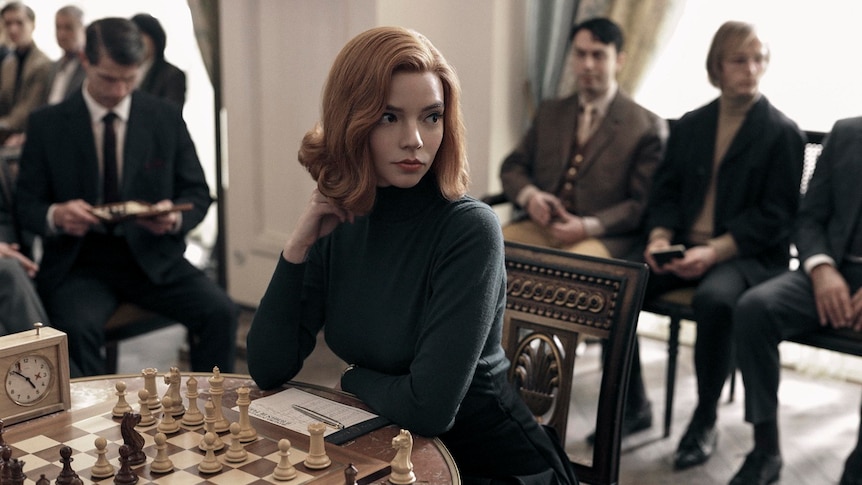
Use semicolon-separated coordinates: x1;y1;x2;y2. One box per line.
85;17;145;67
130;13;167;60
0;2;35;22
570;17;624;53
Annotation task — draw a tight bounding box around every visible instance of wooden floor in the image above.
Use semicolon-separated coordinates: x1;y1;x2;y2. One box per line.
119;311;862;485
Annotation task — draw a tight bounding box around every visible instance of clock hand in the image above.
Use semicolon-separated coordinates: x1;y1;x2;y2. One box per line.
10;370;37;389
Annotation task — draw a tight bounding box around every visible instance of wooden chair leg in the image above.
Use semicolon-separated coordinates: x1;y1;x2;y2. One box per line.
664;313;681;438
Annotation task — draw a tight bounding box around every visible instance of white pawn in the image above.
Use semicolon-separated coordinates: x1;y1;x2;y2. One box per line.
198;432;223;474
199;400;225;451
236;386;257;442
150;432;174;474
304;422;331;469
112;381;132;418
225;422;247;463
90;436;115;478
272;438;297;481
157;396;181;434
180;376;204;429
137;389;156;427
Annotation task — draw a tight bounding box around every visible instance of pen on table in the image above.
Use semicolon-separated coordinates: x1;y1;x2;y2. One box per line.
292;404;345;429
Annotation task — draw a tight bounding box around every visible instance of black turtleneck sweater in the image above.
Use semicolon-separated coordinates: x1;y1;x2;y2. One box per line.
247;176;510;437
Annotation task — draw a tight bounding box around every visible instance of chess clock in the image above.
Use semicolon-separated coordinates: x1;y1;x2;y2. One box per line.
0;323;71;425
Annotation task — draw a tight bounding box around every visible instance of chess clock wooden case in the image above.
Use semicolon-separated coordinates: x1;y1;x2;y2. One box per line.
0;325;71;425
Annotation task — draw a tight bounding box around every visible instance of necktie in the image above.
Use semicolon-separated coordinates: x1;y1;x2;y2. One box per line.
578;104;594;146
102;112;119;203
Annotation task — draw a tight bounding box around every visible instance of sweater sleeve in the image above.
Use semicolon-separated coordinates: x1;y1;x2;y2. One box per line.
341;203;508;436
246;255;325;390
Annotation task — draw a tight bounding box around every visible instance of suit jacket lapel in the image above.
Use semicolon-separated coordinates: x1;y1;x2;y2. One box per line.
719;96;767;168
579;92;621;175
123;94;152;196
554;95;578;171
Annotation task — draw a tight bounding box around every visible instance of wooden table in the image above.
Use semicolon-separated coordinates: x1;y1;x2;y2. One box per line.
5;372;460;484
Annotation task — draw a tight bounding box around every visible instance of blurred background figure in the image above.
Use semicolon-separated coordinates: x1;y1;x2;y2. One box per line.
130;13;186;108
44;5;85;106
0;2;49;145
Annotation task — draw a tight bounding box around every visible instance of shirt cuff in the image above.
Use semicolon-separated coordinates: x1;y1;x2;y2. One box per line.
46;204;59;235
581;216;604;237
515;185;540;208
803;254;836;275
649;227;674;244
707;233;738;263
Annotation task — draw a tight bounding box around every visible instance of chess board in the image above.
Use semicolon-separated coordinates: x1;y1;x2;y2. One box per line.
3;400;390;485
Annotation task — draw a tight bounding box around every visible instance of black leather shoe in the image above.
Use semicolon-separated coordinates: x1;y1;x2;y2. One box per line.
841;449;862;485
673;420;717;470
729;449;782;485
586;401;652;444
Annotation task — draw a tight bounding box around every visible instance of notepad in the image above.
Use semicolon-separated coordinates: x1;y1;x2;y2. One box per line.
247;388;390;444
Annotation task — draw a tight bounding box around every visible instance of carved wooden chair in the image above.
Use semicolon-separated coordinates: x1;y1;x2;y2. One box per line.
502;242;648;485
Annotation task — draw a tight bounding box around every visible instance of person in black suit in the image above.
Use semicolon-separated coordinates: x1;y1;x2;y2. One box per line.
639;21;804;472
130;13;186;109
15;17;237;377
733;118;862;485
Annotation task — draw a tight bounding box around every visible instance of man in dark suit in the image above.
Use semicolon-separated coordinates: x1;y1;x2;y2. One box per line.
0;2;50;138
733;118;862;485
130;13;186;109
500;17;667;439
15;17;237;377
641;21;804;476
43;5;86;106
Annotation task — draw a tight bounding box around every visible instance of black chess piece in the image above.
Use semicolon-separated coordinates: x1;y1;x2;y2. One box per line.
120;412;146;466
35;473;50;485
55;446;78;485
8;457;25;485
1;446;14;484
344;463;358;485
113;444;138;485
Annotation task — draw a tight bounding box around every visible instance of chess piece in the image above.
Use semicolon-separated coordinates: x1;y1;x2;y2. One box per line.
157;396;181;434
7;458;24;485
1;445;12;483
304;422;331;469
272;439;297;481
141;367;161;410
344;463;358;485
112;381;133;418
55;445;78;485
162;367;185;417
198;400;224;451
389;429;416;484
121;413;146;466
136;389;156;427
149;432;174;474
236;385;258;442
225;422;248;463
91;436;115;478
36;474;50;485
207;366;230;432
114;444;138;485
180;376;204;429
197;432;223;474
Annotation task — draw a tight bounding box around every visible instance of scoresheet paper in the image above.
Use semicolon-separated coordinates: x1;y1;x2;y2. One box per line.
246;388;379;437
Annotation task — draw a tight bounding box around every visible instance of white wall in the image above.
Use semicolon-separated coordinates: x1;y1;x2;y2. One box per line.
222;1;527;306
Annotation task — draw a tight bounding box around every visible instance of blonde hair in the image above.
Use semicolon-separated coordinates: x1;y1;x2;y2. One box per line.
705;21;770;88
298;26;469;214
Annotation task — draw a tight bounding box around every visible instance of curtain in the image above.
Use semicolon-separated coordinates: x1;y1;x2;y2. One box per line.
557;0;684;97
525;0;579;118
186;0;219;84
186;0;227;287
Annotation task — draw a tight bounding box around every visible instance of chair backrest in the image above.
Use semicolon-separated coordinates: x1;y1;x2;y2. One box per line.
503;241;648;485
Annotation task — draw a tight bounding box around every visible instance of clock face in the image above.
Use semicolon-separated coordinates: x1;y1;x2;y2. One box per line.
5;354;54;405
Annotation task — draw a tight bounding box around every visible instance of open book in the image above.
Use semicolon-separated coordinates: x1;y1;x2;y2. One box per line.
247;388;391;444
90;200;193;223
